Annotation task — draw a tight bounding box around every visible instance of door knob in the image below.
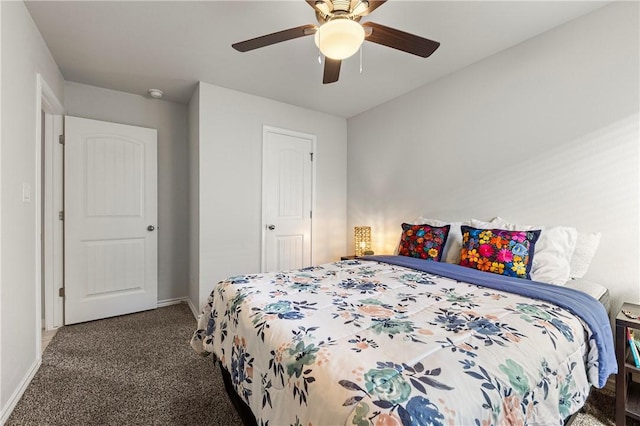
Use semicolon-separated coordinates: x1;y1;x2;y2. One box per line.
267;225;275;230
147;225;155;231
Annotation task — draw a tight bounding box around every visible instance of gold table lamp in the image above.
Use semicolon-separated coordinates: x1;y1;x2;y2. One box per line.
354;226;373;256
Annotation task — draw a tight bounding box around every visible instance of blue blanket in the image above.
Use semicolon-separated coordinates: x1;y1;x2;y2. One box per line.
361;255;617;387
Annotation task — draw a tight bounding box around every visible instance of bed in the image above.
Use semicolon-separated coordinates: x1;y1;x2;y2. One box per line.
191;254;616;426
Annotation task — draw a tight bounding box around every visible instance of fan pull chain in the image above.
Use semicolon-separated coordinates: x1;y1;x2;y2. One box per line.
317;27;322;64
359;45;363;74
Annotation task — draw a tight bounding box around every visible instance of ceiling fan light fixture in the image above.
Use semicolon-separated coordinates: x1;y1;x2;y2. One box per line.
314;0;331;15
352;0;369;16
314;18;365;60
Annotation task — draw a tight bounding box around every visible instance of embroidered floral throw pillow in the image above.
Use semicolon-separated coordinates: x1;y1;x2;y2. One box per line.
397;223;450;261
459;225;541;279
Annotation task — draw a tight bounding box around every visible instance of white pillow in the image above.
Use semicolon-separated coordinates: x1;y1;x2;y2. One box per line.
489;217;577;285
469;218;497;228
569;232;602;279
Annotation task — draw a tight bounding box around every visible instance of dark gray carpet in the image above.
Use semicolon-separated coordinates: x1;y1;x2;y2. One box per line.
7;304;242;426
5;303;634;425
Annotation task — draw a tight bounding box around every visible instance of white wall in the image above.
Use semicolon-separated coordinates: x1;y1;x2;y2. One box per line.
0;0;4;415
194;82;347;308
188;84;200;313
64;82;190;302
347;2;639;313
0;0;64;417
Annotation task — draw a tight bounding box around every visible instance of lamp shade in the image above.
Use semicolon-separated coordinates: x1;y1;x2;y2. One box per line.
354;226;372;257
314;19;365;60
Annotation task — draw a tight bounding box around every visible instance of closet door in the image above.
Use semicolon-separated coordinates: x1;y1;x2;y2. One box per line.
262;126;314;272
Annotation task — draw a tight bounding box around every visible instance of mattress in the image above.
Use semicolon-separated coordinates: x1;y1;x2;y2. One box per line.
564;278;610;314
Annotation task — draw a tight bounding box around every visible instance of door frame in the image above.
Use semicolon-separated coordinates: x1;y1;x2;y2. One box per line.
261;125;317;272
36;74;64;345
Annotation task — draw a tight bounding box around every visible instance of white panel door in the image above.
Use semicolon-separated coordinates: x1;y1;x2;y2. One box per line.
262;126;314;272
65;116;157;324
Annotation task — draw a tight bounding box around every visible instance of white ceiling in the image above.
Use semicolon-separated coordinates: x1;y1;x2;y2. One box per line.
25;1;609;118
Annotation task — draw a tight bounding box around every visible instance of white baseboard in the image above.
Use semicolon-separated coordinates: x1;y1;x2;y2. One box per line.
156;296;188;308
186;298;199;321
0;358;41;425
157;297;200;321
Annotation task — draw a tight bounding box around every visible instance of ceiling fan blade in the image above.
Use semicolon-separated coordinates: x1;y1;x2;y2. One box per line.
357;0;387;16
362;22;440;58
232;24;317;52
323;58;341;84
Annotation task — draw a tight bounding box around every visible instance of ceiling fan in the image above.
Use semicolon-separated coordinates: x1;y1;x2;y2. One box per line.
232;0;440;84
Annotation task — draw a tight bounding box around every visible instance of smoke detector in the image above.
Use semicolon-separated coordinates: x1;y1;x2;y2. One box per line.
148;89;164;99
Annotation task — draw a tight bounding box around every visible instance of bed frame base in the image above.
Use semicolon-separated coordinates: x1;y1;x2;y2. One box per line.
219;361;258;426
564;411;578;426
218;361;580;426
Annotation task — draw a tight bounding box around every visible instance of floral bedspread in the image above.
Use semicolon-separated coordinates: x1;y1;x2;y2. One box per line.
191;259;602;426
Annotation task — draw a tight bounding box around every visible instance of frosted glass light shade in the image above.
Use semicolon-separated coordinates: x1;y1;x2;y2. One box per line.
314;19;365;60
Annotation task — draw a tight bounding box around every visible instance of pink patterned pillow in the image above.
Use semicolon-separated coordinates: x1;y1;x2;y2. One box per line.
459;226;541;279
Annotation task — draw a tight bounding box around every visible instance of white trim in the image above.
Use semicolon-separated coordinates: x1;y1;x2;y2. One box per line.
0;358;41;425
35;78;43;358
35;74;64;353
186;298;200;321
0;3;3;421
261;125;317;272
39;76;64;113
156;297;188;308
43;113;64;331
156;297;200;321
43;114;52;327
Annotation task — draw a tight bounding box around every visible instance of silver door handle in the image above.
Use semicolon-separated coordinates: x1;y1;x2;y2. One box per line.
147;225;155;231
267;225;275;230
